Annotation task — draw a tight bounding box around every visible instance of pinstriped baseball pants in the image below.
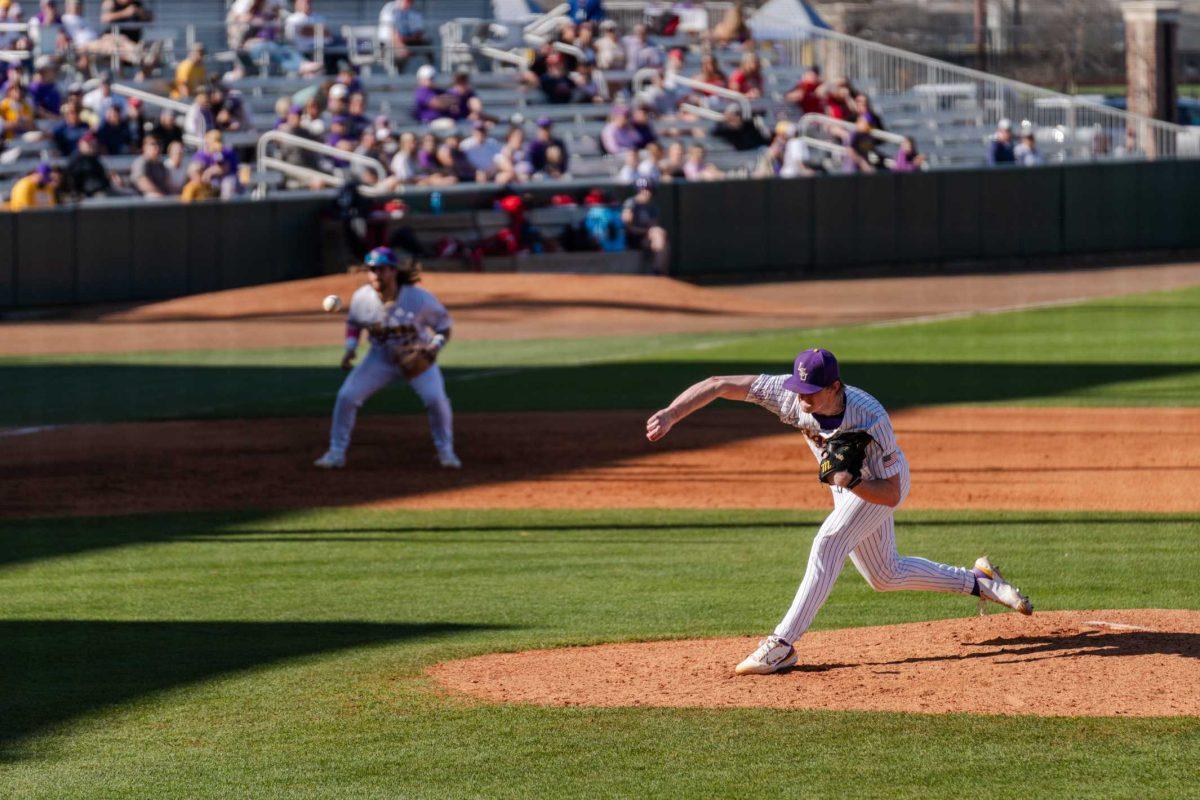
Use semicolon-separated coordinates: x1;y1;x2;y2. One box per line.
773;457;976;644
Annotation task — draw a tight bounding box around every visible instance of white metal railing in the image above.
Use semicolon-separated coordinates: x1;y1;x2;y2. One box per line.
797;135;897;171
769;23;1197;160
798;112;907;148
525;3;568;37
634;67;752;120
256;128;390;195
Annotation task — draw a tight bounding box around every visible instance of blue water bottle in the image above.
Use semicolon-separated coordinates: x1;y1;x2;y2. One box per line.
430;191;443;215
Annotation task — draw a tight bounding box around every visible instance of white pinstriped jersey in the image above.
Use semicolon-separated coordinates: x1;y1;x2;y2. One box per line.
747;376;904;482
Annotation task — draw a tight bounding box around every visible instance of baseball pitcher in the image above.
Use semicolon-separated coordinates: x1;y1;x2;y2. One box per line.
314;247;460;470
646;347;1032;675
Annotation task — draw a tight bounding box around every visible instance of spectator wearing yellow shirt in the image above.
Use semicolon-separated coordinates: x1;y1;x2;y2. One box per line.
8;164;61;211
180;160;216;203
172;42;207;99
1;82;36;141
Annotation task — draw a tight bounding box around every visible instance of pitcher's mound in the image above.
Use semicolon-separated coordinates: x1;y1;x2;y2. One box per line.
429;610;1200;717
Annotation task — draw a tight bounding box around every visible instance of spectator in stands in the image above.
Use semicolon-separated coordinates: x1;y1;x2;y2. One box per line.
0;0;23;51
193;130;241;198
172;42;207;99
638;141;663;181
63;0;126;67
780;125;814;177
623;24;663;70
692;53;728;106
661;140;686;180
389;130;419;184
214;85;250;132
378;0;427;72
785;65;824;116
728;51;763;99
616;149;639;183
568;0;604;24
537;145;568;180
415;131;437;172
95;103;132;154
8;163;61;210
0;82;36;141
755;124;789;176
235;0;320;77
988;118;1015;165
63;130;117;197
184;88;215;137
622;177;669;274
52;101;89;154
460;120;502;182
180;160;216;202
573;58;605;104
100;0;151;44
129;134;170;197
537;55;577;105
1014;130;1042;166
629;105;657;148
637;69;685;117
412;64;458;124
892;136;924;172
711;103;767;152
81;73;125;123
683;144;722;180
822;79;855;123
284;0;340;74
28;0;66;55
424;137;462;186
712;0;750;45
150;108;183;149
1116;126;1145;160
29;56;62;118
601;106;640;155
494;126;528;183
163;139;187;192
845;116;880;173
344;91;370;139
526;117;567;176
594;20;624;70
853;93;883;129
444;69;481;122
575;22;598;63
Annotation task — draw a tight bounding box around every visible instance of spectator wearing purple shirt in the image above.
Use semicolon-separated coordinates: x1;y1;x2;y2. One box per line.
600;107;641;155
412;64;456;124
446;70;481;121
29;56;63;118
525;117;568;173
192;128;239;173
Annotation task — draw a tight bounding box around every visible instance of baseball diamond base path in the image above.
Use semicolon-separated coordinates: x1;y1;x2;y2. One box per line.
3;407;1199;517
429;610;1200;718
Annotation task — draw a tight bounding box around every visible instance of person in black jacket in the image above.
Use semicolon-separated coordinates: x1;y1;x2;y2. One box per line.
711;102;768;152
64;131;118;197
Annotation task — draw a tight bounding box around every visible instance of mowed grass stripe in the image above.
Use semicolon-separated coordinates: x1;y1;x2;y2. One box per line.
0;508;1197;797
2;285;1200;425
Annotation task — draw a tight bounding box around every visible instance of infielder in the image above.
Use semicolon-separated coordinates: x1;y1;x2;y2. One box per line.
314;247;460;470
646;347;1032;675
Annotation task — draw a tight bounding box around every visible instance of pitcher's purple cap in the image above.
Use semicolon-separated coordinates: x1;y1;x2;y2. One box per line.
783;347;839;394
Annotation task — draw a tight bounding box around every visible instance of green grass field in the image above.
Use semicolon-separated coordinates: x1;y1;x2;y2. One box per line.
3;286;1198;798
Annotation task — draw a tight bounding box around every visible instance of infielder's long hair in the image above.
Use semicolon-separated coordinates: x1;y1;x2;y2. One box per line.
398;258;423;285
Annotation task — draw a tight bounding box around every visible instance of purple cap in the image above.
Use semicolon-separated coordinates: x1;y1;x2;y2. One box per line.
783;348;839;394
536;116;553;127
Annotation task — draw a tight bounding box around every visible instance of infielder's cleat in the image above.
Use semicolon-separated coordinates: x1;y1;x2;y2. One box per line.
734;635;798;675
973;556;1033;615
436;449;462;469
313;451;346;469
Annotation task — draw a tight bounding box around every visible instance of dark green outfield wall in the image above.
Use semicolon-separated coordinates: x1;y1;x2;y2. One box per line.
1;161;1198;309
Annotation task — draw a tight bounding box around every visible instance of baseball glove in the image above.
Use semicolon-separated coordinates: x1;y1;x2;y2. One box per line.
391;345;436;380
818;430;875;489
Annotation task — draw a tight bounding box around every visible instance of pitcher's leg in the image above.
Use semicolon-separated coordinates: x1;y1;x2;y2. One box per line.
773;492;893;644
330;350;399;455
407;364;454;454
849;515;976;595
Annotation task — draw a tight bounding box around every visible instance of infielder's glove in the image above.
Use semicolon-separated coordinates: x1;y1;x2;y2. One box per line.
392;345;436;380
818;431;875;489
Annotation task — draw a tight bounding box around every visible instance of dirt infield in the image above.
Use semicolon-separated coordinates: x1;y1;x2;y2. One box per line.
6;261;1200;356
428;610;1200;717
4;406;1199;518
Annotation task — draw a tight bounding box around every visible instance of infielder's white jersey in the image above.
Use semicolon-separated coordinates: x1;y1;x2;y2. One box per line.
346;283;452;351
746;376;904;484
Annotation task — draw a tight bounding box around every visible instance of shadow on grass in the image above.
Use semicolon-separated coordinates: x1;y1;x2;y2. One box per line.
2;360;1198;427
0;619;502;759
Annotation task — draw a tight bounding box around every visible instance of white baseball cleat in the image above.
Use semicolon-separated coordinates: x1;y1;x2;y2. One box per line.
436;449;462;469
734;634;798;675
313;451;346;469
973;556;1033;615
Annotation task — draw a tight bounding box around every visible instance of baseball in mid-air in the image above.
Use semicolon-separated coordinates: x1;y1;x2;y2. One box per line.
322;294;342;313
